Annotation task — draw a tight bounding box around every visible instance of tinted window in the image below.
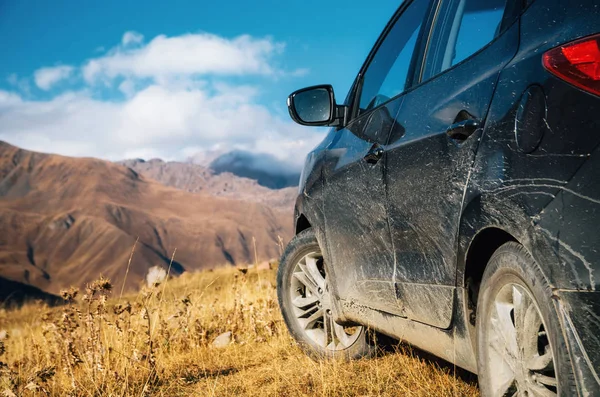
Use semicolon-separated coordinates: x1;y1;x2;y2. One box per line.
357;0;430;115
422;0;507;80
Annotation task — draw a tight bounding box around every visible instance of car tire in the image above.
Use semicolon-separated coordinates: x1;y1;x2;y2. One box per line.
277;228;376;360
476;242;576;396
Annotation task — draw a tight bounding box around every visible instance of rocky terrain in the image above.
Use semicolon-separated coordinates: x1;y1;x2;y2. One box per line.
119;158;297;213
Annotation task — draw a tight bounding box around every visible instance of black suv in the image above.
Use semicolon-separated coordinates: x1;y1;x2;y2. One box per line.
277;0;600;395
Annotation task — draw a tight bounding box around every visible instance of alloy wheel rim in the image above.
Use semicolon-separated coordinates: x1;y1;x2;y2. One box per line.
486;282;558;396
289;251;362;350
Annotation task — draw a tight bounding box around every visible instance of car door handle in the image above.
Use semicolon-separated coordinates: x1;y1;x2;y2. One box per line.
364;145;384;164
446;119;480;141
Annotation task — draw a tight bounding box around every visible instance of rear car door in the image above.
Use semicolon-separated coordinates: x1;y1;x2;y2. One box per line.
384;0;520;328
323;0;433;316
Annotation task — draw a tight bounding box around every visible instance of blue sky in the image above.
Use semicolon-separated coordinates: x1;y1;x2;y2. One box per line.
0;0;398;168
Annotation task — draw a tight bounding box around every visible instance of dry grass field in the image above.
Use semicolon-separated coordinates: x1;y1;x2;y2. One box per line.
0;265;479;396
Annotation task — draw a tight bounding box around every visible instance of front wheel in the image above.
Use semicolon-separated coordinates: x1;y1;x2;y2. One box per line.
476;242;575;396
277;228;376;360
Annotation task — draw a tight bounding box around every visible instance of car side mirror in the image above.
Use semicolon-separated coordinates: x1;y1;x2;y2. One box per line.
287;85;340;126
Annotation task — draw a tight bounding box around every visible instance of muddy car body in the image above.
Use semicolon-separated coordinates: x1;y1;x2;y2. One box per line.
277;0;600;395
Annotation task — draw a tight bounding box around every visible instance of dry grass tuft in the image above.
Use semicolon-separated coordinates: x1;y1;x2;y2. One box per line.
0;266;479;396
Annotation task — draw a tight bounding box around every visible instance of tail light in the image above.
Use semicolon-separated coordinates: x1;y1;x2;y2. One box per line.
543;33;600;96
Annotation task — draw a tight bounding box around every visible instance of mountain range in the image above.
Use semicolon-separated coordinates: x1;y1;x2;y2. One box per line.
0;141;296;299
118;158;297;212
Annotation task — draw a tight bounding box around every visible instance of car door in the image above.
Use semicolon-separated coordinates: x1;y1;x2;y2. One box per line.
323;0;434;316
384;0;520;328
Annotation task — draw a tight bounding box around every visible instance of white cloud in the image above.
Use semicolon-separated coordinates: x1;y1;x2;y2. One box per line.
0;31;319;171
122;31;144;46
118;79;136;97
0;84;323;170
83;33;282;84
6;73;31;95
34;65;74;90
290;68;310;77
0;90;23;106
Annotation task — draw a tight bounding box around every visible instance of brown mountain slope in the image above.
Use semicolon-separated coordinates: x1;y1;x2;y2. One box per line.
0;141;292;294
118;158;297;212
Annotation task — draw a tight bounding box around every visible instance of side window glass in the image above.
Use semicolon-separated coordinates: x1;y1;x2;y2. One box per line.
422;0;507;81
356;0;430;116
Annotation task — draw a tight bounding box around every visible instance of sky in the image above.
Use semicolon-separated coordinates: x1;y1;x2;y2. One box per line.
0;0;399;170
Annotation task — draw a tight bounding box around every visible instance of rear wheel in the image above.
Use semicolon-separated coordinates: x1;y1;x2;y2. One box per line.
277;228;376;360
476;242;575;396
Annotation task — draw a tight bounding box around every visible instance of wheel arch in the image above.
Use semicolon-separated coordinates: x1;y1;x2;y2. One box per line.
295;213;312;235
457;192;566;297
463;227;518;302
456;194;533;307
